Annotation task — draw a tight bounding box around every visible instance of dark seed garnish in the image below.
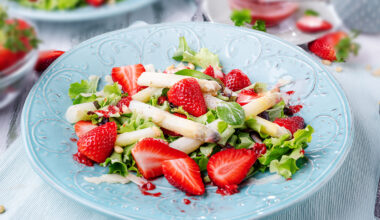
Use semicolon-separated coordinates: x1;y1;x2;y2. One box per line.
93;101;101;109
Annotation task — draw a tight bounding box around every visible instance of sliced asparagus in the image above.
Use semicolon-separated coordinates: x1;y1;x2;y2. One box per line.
129;100;220;143
204;94;224;110
243;92;281;119
137;72;221;94
65;102;97;123
251;116;290;137
169;137;203;154
132;87;162;102
116;126;162;146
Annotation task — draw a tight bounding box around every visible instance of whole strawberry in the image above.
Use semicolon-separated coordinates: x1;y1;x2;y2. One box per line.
77;121;117;163
308;31;359;62
35;50;65;74
224;69;251;91
274;116;305;134
167;78;207;117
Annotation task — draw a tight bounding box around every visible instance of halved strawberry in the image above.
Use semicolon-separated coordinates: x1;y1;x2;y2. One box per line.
161;113;187;137
86;0;105;7
111;64;146;96
207;148;257;193
203;65;225;82
77;122;117;163
274;116;305;134
35;50;65;74
74;121;97;138
224;69;251;92
167;78;207;117
131;138;188;179
296;16;332;33
236;89;260;106
162;157;205;196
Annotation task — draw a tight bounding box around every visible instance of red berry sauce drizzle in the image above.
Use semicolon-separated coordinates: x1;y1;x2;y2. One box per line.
140;182;162;197
183;198;191;205
70;137;77;142
73;152;94;166
216;184;239;196
286;90;303;114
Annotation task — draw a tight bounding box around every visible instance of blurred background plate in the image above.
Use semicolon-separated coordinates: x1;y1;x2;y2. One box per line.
7;0;156;22
204;0;342;45
22;22;352;219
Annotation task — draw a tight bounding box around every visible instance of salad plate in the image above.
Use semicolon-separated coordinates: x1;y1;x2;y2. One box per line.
21;22;353;219
7;0;156;22
203;0;342;45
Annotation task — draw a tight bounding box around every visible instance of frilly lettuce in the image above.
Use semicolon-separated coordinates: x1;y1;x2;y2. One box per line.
269;146;305;179
173;37;220;69
117;112;157;134
68;76;99;104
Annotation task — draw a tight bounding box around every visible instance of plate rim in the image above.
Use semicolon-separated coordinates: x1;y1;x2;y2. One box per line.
21;22;354;219
8;0;157;22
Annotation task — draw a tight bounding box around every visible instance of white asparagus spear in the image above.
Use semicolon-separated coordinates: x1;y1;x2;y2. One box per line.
65;102;97;123
116;126;162;146
129;100;220;143
243;92;281;119
137;72;221;94
204;94;224;110
250;116;290;137
169;137;203;154
132;87;162;102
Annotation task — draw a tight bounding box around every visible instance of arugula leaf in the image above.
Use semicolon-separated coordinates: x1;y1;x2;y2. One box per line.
252;20;266;32
175;69;215;81
230;9;251;26
216;102;245;126
172;36;195;61
304;9;319;16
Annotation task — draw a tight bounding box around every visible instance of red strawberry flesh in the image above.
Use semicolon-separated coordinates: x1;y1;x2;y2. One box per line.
296;16;332;33
224;69;252;92
111;64;146;96
274;116;305;134
236;89;260;106
74;121;97;138
207;148;257;192
162;157;205;196
35;50;65;74
131;138;188;179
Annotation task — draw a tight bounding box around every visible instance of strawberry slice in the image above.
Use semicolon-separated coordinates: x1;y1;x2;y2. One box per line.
35;50;65;74
274;116;305;134
117;96;132;113
296;16;332;33
203;65;225;82
131;138;188;179
236;89;260;106
161;113;187;137
74;121;97;138
167;78;207;117
111;64;146;96
86;0;105;7
77;122;117;163
162;157;205;196
207;148;257;194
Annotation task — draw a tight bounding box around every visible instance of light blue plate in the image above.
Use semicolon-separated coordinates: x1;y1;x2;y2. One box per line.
21;22;353;219
8;0;156;22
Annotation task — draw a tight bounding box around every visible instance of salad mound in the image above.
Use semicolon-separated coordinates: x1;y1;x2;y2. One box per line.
12;0;124;11
66;37;314;196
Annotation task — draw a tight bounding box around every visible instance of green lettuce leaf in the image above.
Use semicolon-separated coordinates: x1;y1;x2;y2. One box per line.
245;117;269;138
269;146;305;179
100;152;128;177
266;100;285;121
216;102;245;126
172;36;195;61
68;76;99;104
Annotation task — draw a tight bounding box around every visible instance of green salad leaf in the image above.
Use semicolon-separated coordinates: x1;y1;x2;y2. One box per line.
266;100;285;121
230;9;251;26
100;152;128;177
68;76;99;104
175;69;215;81
172;36;195;61
216;102;245;126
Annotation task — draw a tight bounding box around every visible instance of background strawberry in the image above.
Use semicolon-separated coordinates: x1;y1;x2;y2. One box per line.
131;138;188;179
308;31;359;62
112;64;146;96
34;50;65;74
162;157;205;196
77;122;117;163
207;148;257;193
86;0;105;7
296;16;332;33
274;116;305;134
167;78;207;117
224;69;251;91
